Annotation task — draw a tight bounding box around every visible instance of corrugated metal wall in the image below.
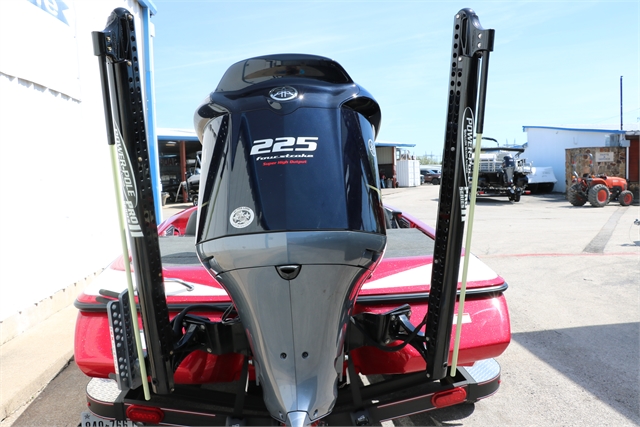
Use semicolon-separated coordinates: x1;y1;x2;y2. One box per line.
376;146;395;164
0;0;150;324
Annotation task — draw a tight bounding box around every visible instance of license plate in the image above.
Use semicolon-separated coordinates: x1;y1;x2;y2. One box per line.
80;411;134;427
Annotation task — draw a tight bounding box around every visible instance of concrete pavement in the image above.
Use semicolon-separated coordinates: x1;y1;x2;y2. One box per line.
379;186;640;426
0;305;78;425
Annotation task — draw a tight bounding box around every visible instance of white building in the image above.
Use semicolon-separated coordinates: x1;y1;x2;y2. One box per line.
522;125;639;193
0;0;159;342
375;142;420;188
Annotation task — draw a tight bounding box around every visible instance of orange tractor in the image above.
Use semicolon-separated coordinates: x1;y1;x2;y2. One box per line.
568;153;634;207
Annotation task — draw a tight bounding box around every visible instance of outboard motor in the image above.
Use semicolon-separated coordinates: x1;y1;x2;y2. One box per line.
502;155;515;185
193;54;387;426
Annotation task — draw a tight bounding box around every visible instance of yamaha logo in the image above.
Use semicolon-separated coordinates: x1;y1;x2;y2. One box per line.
368;139;376;156
269;86;298;101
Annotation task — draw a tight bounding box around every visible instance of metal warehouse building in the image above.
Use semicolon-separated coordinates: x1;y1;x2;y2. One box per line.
0;0;159;342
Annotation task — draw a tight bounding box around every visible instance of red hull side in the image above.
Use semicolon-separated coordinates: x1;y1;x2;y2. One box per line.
75;310;245;383
350;294;510;375
74;293;509;381
75;205;511;384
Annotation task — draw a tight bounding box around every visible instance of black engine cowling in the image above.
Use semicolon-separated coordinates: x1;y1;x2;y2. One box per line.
193;54;386;426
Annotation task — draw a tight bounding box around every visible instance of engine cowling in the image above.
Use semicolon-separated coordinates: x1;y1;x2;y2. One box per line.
193;54;386;426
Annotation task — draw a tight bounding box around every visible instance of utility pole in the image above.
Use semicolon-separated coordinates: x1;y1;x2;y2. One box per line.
620;76;623;130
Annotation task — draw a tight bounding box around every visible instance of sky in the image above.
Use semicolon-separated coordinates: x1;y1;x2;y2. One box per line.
150;0;639;158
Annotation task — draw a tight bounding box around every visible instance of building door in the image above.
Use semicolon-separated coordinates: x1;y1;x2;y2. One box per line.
629;138;639;183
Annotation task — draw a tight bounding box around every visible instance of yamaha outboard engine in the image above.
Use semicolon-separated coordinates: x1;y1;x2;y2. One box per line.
194;54;386;426
502;155;515;185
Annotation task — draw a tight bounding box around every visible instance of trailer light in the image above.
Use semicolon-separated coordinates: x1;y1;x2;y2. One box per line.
126;405;164;424
431;387;467;408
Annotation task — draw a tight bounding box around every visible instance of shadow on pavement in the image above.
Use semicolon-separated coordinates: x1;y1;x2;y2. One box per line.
11;360;90;427
512;322;640;425
475;197;515;205
404;322;639;426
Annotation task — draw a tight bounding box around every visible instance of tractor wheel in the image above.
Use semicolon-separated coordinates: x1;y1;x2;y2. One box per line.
568;183;587;206
588;184;610;207
619;190;634;206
